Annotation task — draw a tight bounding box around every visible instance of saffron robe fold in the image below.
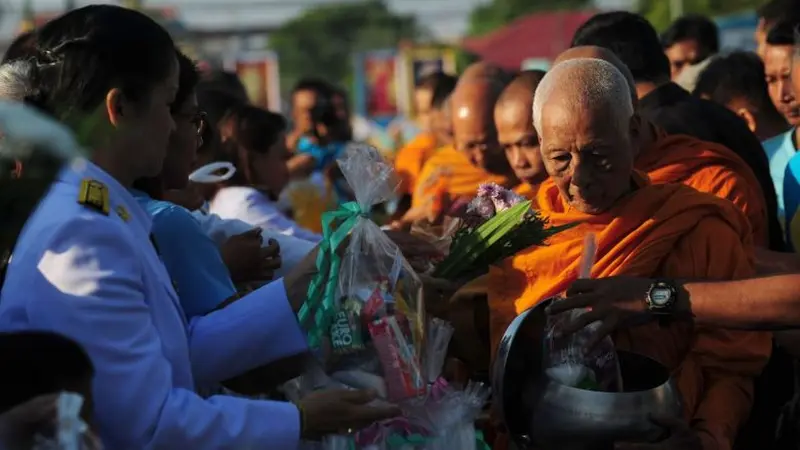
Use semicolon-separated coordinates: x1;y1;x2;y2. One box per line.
412;146;513;218
637;130;769;246
489;176;771;450
513;182;539;201
394;132;437;195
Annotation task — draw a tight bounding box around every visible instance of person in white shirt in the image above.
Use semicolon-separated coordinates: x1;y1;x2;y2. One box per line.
210;104;322;242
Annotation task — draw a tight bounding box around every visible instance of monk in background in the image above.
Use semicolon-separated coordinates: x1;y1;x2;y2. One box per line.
401;63;517;226
555;46;770;248
491;58;769;450
393;73;457;220
494;70;548;200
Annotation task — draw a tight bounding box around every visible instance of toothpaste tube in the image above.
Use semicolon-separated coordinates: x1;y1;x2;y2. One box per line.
368;315;425;401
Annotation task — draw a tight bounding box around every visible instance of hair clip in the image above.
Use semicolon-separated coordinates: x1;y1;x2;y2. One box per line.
188;161;236;184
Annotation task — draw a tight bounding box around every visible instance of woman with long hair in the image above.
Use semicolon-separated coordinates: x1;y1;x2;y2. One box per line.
0;5;399;448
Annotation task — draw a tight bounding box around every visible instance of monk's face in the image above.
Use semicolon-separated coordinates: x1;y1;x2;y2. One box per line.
494;100;546;186
414;87;433;129
539;99;635;215
429;105;452;146
451;85;509;175
764;44;800;125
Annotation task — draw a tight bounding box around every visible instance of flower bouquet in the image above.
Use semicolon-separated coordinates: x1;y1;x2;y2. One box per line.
430;183;577;281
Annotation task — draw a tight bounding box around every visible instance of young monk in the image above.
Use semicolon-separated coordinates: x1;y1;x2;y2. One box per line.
555;46;770;248
494;70;548;199
393;72;457;214
491;58;770;450
406;62;517;224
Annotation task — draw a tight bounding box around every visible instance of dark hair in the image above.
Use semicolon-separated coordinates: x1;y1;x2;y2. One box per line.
197;87;245;128
694;52;781;118
198;70;248;103
661;14;719;58
217;105;287;186
430;74;458;110
766;18;800;46
172;50;199;114
291;77;334;98
2;31;37;63
757;0;800;25
26;5;175;122
571;11;671;83
0;331;94;414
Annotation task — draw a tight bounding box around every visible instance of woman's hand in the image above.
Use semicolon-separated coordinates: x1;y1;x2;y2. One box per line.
614;416;701;450
298;389;401;439
220;229;282;283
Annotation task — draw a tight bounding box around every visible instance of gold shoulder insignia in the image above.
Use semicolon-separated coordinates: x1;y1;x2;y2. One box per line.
115;205;130;222
78;179;110;215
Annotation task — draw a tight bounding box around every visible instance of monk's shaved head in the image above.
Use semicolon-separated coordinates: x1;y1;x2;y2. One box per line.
449;62;512;175
534;58;634;136
497;70;546;108
494;70;547;185
534;58;637;214
555;46;638;107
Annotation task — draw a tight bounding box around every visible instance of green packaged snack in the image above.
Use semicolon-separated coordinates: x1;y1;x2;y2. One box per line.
330;299;365;355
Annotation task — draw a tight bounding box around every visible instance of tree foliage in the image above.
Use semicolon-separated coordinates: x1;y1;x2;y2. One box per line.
466;0;590;37
638;0;762;32
269;0;424;94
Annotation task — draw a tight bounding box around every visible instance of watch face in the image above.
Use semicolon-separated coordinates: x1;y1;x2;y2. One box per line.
650;287;672;307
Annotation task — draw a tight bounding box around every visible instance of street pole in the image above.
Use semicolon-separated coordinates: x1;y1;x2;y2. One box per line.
669;0;683;20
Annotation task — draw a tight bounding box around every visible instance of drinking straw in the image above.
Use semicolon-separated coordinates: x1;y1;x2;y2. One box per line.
578;233;596;279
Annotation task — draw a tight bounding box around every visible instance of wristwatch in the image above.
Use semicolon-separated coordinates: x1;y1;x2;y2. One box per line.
645;279;677;315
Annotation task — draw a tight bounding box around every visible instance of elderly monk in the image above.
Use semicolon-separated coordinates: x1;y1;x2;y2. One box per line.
408;63;517;223
494;70;548;199
554;46;770;247
489;58;770;449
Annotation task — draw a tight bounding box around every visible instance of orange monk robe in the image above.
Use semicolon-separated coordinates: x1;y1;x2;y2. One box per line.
394;132;438;195
412;146;514;217
514;182;540;201
637;130;769;246
489;176;771;450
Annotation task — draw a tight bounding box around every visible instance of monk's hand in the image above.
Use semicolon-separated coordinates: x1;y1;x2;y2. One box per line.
547;276;656;348
383;229;443;273
418;274;463;318
297;389;401;440
614;416;701;450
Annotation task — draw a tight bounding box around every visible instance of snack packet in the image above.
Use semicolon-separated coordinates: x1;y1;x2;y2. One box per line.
295;143;426;401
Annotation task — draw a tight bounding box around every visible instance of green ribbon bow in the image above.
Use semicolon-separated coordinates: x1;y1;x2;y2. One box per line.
298;201;369;348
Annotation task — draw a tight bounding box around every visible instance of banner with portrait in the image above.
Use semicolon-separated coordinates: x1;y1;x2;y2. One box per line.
352;50;401;121
224;51;281;112
397;45;457;118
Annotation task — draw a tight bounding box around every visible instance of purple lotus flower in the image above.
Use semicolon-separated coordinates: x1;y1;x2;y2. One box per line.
476;183;503;199
466;195;496;220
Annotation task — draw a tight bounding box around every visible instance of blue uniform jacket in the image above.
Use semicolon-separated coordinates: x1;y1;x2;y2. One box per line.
0;160;308;449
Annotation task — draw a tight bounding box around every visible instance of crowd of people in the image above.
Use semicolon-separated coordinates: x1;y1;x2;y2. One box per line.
3;1;800;449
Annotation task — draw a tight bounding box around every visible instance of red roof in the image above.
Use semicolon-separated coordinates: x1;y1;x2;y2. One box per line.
460;10;596;70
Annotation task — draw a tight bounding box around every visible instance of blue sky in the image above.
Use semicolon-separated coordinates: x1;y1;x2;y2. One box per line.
5;0;633;39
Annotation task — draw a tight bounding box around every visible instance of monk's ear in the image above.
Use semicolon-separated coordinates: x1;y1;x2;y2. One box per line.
735;108;758;134
627;113;642;140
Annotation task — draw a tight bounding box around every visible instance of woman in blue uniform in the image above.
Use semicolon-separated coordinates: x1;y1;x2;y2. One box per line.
0;5;400;449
